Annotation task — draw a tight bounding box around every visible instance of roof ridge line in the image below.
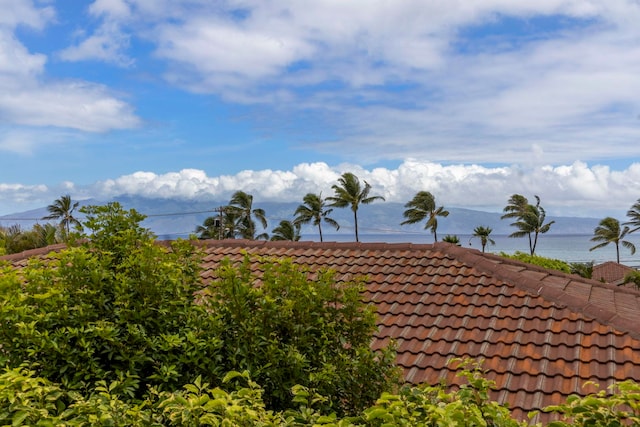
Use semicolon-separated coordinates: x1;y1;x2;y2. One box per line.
192;238;436;251
432;242;640;339
0;243;68;261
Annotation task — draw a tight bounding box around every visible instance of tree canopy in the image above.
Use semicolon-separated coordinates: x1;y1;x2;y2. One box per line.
501;194;554;256
590;216;636;263
294;192;340;242
42;194;82;237
472;225;495;253
326;172;385;242
401;191;449;242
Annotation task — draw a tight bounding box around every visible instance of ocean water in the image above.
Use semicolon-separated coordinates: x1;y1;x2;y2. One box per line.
315;233;640;268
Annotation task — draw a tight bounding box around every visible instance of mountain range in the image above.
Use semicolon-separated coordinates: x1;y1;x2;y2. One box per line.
0;196;602;240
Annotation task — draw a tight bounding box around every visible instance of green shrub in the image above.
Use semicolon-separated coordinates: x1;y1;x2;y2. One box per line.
500;251;572;274
569;261;593;279
356;359;526;427
0;201;398;418
204;255;400;415
545;380;640;426
0;203;220;398
623;270;640;290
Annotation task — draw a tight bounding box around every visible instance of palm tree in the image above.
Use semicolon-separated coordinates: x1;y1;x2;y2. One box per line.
195;206;242;240
195;216;220;239
501;194;532;252
270;220;301;241
227;190;268;240
501;194;529;220
293;193;340;242
501;194;554;256
326;172;385;242
471;225;495;253
569;261;593;279
400;191;449;242
442;235;461;245
590;216;636;263
32;223;60;247
43;195;82;236
1;225;33;254
623;271;640;290
624;198;640;233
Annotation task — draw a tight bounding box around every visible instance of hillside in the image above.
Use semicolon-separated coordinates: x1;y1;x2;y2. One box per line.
0;196;600;240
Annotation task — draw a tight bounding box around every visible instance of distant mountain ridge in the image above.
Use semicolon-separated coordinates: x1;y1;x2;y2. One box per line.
0;195;601;240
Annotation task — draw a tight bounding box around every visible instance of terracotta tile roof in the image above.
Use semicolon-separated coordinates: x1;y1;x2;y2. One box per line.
3;240;640;423
592;261;636;285
193;239;640;423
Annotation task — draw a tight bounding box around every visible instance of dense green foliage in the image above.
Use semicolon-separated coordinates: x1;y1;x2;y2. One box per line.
568;261;594;279
0;359;526;426
0;203;217;397
0;202;398;423
2;357;640;425
545;380;640;426
0;223;61;255
500;251;572;274
204;254;399;414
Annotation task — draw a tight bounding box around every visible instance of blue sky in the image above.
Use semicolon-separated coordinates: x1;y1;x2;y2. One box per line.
2;0;640;217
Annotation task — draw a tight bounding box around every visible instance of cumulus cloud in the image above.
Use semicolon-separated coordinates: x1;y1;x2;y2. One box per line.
85;160;640;217
3;160;640;217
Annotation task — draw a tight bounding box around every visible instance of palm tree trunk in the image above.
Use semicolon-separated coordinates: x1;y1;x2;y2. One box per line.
531;232;539;256
353;210;359;242
318;223;323;242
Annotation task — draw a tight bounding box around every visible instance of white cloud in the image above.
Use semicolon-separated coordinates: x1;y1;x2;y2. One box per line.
57;21;134;67
93;0;636;164
48;1;640;164
0;81;139;132
0;0;54;29
0;30;46;78
0;182;50;214
4;160;639;217
88;0;132;19
156;18;314;82
4;0;640;200
0;129;39;154
0;2;140;136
